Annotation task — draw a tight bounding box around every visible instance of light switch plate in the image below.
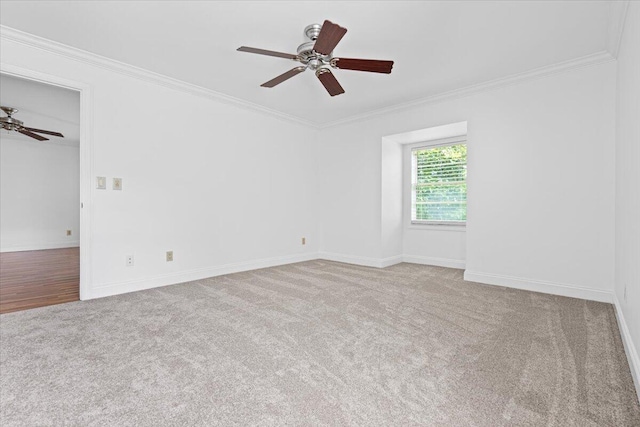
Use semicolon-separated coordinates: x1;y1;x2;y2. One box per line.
96;176;106;189
113;177;122;190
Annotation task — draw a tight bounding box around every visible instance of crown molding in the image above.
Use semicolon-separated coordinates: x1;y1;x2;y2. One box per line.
319;50;615;128
0;25;318;129
1;25;617;131
606;0;630;58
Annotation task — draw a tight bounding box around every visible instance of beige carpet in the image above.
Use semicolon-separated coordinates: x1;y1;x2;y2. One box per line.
1;260;638;426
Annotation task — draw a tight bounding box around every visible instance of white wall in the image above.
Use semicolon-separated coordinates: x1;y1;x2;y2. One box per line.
614;2;640;394
403;225;466;268
318;61;616;301
0;137;79;251
464;63;616;300
1;37;319;298
380;139;403;262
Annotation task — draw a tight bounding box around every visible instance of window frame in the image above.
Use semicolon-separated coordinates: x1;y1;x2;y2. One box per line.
405;135;467;228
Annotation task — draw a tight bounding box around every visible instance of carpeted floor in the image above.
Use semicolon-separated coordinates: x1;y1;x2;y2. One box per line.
1;260;639;426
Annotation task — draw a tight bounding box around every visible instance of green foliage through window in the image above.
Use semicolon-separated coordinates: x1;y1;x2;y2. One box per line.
411;143;467;222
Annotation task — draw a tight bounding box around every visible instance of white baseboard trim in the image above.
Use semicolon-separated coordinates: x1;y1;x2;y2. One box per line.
88;252;319;299
1;241;79;253
613;293;640;401
463;270;613;303
89;251;442;299
318;252;466;269
380;255;404;268
317;251;402;268
403;255;466;269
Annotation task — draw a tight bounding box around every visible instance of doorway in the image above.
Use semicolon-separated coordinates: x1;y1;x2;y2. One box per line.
0;73;81;313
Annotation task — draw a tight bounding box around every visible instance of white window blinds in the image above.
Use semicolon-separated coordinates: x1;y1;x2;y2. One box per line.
411;143;467;224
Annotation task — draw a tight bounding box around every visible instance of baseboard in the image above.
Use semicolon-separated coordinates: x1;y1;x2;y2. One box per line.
403;254;466;269
613;293;640;401
380;255;404;268
318;252;465;269
88;252;319;299
89;251;422;299
317;252;402;268
1;241;79;253
463;270;613;303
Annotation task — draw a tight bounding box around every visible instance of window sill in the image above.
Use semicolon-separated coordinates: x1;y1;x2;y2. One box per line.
408;223;466;232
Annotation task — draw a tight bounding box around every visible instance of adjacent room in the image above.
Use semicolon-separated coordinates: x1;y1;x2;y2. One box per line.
0;1;638;425
0;74;80;313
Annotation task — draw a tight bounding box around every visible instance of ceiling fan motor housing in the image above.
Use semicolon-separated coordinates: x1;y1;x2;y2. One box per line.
0;107;23;131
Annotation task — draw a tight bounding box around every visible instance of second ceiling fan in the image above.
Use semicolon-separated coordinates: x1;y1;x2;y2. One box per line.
238;20;394;96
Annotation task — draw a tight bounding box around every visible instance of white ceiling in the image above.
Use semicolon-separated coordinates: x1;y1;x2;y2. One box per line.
0;73;80;144
0;1;612;125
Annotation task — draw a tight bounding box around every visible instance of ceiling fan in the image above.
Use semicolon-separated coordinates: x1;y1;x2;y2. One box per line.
237;20;394;96
0;106;64;141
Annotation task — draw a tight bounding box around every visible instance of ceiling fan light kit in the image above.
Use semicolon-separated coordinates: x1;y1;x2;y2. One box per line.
0;106;65;141
237;20;394;96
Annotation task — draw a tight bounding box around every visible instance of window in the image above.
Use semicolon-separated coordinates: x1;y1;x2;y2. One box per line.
411;139;467;225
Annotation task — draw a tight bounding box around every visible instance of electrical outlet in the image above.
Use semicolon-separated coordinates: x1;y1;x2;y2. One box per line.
126;254;134;267
301;237;306;245
166;251;173;262
96;176;106;189
66;229;72;236
113;178;123;191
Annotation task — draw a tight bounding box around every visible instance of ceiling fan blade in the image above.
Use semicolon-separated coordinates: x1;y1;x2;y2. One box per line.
23;127;64;137
237;46;299;60
18;129;49;141
261;67;307;88
316;68;345;97
313;20;347;55
333;58;394;74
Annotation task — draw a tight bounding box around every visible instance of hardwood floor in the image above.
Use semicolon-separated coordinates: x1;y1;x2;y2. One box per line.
0;247;79;314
